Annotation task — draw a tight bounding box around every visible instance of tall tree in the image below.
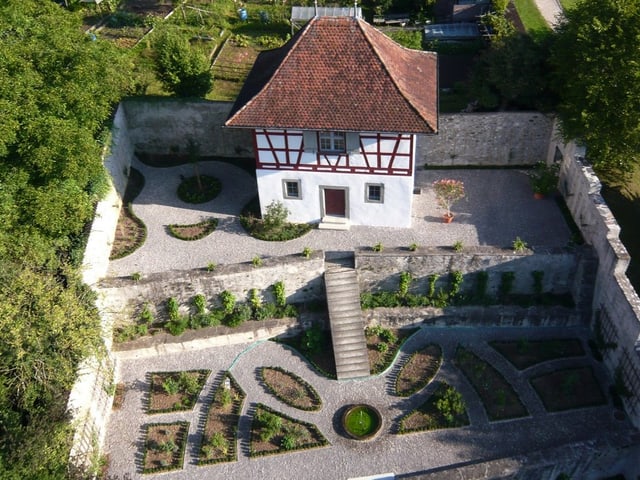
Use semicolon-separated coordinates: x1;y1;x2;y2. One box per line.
0;1;128;477
153;29;213;97
551;0;640;174
0;0;129;265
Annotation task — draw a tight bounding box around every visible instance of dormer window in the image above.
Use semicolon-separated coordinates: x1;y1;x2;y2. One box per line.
319;131;346;153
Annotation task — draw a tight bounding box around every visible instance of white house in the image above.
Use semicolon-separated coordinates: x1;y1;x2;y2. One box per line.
225;15;438;228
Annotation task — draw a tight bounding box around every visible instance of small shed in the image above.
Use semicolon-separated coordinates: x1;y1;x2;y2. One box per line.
290;6;362;33
423;22;480;41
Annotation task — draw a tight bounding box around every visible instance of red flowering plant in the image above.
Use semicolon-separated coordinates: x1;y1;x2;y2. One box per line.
432;179;465;218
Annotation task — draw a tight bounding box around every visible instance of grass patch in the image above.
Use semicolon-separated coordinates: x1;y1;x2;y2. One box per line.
512;0;552;34
142;421;189;474
259;366;322;411
530;366;607;412
395;344;443;397
454;346;528;421
557;0;577;11
148;370;209;414
249;403;329;457
397;382;469;433
177;175;222;204
198;372;246;465
490;338;585;370
167;218;218;240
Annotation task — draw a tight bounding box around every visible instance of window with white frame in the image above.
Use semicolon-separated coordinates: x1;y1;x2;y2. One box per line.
319;131;346;153
283;179;301;199
365;183;384;203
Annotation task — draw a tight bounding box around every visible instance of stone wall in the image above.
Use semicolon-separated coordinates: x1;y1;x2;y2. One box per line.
364;305;582;328
416;112;554;167
553;131;640;429
407;438;640;480
82;104;134;286
121;99;252;157
355;246;580;299
96;253;326;327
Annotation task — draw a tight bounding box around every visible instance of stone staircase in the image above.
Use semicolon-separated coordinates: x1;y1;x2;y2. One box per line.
324;265;370;380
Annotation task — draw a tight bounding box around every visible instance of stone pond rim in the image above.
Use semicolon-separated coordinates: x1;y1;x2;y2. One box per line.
341;404;383;441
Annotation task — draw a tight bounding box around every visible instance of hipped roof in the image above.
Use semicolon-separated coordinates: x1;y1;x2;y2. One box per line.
225;16;438;134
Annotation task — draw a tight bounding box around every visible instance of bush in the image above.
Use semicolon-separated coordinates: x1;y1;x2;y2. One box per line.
153;30;212;97
225;304;252;327
263;201;289;230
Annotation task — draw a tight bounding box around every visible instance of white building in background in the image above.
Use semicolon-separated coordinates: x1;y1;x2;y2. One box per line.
225;15;438;229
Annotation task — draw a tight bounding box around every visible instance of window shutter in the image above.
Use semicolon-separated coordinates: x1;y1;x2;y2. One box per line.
303;131;317;152
346;132;360;153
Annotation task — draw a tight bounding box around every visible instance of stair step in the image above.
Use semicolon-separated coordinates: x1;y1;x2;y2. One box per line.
335;349;369;360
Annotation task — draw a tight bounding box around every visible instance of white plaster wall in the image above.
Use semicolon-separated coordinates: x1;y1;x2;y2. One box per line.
257;168;414;227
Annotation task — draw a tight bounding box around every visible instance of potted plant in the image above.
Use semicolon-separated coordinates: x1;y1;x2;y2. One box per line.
433;179;465;223
529;162;559;198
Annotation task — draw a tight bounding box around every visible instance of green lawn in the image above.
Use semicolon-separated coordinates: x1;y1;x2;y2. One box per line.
558;0;577;11
512;0;552;33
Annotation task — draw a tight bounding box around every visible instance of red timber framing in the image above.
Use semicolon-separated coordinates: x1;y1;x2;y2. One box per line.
253;130;413;176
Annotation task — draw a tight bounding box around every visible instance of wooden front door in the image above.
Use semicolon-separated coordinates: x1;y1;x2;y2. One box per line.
324;188;346;217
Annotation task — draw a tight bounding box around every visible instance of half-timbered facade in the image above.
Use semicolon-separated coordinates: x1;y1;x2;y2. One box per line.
226;15;438;228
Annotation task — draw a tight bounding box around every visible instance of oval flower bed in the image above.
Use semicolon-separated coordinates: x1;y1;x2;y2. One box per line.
177;175;222;204
260;366;322;411
249;403;329;457
167;218;218;240
395;344;443;397
454;346;528;421
397;382;469;433
489;338;585;370
198;372;246;465
148;370;209;414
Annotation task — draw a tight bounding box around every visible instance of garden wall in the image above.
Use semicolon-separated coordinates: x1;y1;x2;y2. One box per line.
554;133;640;429
96;252;325;327
121;99;252;157
82;104;135;286
408;437;640;480
355;246;581;299
68;104;136;476
364;305;581;328
416;112;555;167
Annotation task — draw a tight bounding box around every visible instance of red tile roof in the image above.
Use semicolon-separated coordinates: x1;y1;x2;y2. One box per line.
225;16;438;134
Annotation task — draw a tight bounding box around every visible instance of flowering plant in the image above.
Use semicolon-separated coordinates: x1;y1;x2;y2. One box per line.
433;179;465;217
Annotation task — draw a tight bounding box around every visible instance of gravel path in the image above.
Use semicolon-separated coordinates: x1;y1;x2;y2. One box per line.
108;159;571;277
104;326;633;480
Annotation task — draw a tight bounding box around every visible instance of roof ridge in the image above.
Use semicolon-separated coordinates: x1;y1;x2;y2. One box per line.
357;19;438;132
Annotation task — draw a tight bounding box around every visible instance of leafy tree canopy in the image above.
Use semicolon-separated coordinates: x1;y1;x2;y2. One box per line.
470;33;555;111
153;29;213;98
0;0;129;266
551;0;640;174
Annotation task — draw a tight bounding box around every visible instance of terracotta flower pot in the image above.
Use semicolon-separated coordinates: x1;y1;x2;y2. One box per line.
533;192;545;200
443;213;454;223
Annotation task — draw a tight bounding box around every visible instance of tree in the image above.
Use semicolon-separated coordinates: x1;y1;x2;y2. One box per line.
153;29;213;97
0;263;103;479
470;33;555;110
0;0;129;266
551;0;640;174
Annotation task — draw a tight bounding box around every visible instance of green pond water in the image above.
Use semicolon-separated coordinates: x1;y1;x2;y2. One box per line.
344;406;379;437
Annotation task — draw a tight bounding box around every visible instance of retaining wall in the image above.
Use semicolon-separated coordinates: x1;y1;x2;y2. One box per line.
355;246;580;298
416;112;554;167
553;132;640;429
121;99;252;157
96;252;326;327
